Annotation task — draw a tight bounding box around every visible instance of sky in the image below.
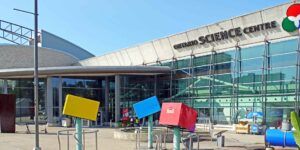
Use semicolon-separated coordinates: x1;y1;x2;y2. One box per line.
0;0;290;56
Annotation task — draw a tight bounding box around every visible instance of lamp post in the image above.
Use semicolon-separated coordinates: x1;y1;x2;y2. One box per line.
14;0;40;149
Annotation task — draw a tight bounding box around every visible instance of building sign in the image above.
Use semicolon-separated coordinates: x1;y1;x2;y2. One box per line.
282;3;300;32
173;21;277;50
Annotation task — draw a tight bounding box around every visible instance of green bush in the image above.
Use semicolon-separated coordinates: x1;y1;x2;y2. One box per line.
290;111;300;148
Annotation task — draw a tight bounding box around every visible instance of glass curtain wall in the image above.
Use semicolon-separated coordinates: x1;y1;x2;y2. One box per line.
2;79;47;123
120;75;155;117
0;80;3;93
157;38;298;126
61;77;104;125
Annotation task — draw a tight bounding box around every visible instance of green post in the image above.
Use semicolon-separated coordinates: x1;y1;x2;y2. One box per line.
173;127;180;150
76;118;83;150
148;115;153;149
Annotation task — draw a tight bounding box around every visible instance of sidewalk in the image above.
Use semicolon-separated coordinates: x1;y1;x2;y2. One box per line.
0;125;296;150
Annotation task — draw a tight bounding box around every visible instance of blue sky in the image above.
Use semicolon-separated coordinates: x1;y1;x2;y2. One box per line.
0;0;289;56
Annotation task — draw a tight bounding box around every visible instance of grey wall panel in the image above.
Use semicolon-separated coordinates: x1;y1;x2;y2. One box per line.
41;30;94;60
0;45;78;69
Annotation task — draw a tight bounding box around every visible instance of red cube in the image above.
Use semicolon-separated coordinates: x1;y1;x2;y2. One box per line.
159;103;198;130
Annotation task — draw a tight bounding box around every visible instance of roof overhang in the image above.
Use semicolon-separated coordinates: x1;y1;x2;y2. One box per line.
0;66;171;78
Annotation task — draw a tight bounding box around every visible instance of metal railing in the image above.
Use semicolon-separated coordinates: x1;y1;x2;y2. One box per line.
181;133;200;150
57;129;98;150
135;128;141;150
154;134;162;150
154;131;201;150
135;128;167;150
0;19;34;45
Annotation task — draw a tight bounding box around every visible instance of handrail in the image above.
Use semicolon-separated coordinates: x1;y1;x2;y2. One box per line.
57;128;98;150
135;128;141;150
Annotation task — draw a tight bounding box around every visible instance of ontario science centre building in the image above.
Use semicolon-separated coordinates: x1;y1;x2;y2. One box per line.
0;2;300;127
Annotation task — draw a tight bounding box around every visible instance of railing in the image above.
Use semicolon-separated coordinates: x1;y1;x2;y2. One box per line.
154;134;162;150
135;128;141;150
0;19;35;45
181;133;200;150
135;127;202;150
57;129;98;150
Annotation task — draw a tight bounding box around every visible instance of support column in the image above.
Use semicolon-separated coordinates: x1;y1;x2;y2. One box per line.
105;77;109;123
148;115;153;149
46;77;54;125
283;108;289;121
115;75;121;126
58;77;63;119
296;30;300;113
76;118;83;150
154;75;157;96
173;127;181;150
3;79;8;94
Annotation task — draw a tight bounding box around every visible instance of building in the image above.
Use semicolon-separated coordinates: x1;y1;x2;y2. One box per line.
0;2;299;127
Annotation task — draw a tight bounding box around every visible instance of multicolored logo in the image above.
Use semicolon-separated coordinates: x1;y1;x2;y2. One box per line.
282;3;300;32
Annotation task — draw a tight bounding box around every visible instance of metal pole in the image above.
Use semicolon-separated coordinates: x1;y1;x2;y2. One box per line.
173;127;180;150
76;118;83;150
297;30;300;113
95;131;98;150
148;115;153;149
33;0;40;149
67;130;70;150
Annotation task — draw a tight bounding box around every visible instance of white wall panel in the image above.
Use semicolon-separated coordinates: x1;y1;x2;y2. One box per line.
79;2;298;66
152;38;174;61
232;12;264;46
126;47;144;65
139;43;158;64
105;53;120;66
115;52;125;66
168;33;191;58
120;50;132;66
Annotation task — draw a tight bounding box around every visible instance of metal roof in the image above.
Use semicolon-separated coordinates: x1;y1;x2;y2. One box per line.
0;66;170;78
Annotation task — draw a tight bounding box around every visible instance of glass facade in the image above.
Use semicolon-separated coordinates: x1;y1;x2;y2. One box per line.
120;75;155;111
157;38;299;126
0;38;298;127
3;79;46;123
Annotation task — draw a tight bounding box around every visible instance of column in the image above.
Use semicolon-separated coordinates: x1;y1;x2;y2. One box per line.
115;75;121;125
58;77;63;119
46;77;54;125
105;77;109;123
3;79;8;94
154;75;157;96
283;108;290;121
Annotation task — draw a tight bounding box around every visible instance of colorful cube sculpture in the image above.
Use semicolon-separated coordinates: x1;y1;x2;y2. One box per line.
133;96;161;119
159;103;197;130
63;94;100;121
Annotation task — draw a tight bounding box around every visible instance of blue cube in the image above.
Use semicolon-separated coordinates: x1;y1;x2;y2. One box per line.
133;96;161;119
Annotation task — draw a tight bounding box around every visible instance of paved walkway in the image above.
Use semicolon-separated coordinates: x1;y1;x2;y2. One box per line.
0;125;296;150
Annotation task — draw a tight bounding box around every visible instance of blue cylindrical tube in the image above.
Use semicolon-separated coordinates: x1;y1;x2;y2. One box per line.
265;129;297;147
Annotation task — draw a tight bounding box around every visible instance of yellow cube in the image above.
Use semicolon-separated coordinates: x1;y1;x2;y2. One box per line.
63;94;100;121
